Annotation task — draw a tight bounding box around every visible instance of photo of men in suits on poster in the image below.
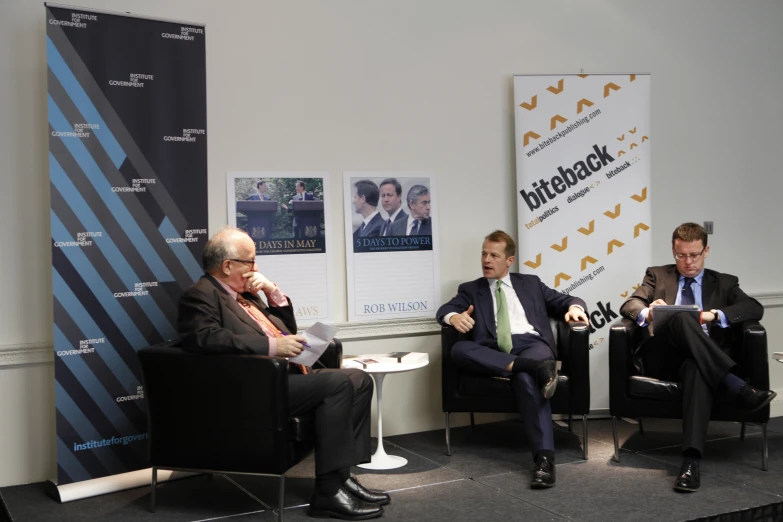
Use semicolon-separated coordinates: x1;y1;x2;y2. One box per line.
348;176;433;253
232;177;326;255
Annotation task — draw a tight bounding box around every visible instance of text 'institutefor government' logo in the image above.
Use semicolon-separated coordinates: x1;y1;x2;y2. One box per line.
114;282;158;298
53;231;102;248
163;128;205;143
166;228;207;244
49;12;97;29
51;123;99;139
112;178;155;193
109;73;154;88
161;26;204;41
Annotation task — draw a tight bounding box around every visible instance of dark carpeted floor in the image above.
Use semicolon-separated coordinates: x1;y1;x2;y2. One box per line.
1;416;782;521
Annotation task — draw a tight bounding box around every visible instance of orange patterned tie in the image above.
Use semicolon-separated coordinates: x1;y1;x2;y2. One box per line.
236;295;309;374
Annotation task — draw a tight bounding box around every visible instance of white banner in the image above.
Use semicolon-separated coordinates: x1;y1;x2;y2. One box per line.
514;74;651;410
227;172;333;325
343;172;440;322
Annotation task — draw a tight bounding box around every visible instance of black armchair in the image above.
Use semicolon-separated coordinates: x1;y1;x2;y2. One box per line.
609;318;770;469
137;339;343;522
442;320;590;459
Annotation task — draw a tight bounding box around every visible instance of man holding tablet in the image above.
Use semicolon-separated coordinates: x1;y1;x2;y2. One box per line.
620;222;774;492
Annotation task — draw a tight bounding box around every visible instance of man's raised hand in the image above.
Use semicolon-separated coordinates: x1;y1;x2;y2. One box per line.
449;304;476;334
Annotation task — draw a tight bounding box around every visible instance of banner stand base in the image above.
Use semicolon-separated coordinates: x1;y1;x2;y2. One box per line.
46;469;196;503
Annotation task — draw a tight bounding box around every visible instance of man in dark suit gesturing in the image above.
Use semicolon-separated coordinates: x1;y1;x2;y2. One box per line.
281;180;315;238
178;227;388;519
436;230;588;488
620;222;774;492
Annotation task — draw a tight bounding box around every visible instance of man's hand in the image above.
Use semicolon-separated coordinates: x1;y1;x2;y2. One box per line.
276;334;306;358
702;311;716;323
564;306;588;323
647;299;667;322
449;305;475;334
244;271;274;294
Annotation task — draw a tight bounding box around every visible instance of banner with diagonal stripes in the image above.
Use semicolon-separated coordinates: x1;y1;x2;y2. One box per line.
514;74;651;410
47;4;207;486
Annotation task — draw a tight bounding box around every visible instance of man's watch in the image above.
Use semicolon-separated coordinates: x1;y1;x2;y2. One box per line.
710;309;720;322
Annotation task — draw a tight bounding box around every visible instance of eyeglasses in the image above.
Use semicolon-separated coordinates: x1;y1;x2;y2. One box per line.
229;258;256;267
673;249;705;261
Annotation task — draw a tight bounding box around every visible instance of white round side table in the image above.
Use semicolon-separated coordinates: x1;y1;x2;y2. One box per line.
344;356;429;470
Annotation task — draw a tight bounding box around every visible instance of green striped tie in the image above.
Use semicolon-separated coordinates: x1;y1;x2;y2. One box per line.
496;282;512;353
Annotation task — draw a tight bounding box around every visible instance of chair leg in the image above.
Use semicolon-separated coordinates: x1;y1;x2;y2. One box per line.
582;414;588;460
638;418;644;436
470;412;475;428
445;413;452;456
568;413;573;432
149;466;157;513
278;474;285;522
740;421;746;441
612;417;620;462
762;423;768;472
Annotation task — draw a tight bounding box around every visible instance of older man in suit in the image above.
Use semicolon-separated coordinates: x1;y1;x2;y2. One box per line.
178;227;388;519
391;184;432;236
620;222;774;492
436;230;588;488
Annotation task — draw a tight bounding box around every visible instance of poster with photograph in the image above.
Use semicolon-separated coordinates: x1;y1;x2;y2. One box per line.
228;172;332;324
344;173;440;322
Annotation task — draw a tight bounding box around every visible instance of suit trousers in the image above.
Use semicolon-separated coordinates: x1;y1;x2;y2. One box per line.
640;313;737;453
288;368;373;474
451;333;555;458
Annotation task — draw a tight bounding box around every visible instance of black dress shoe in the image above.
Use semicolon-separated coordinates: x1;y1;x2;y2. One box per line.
737;384;777;413
343;475;391;505
674;460;700;492
536;361;558;400
308;487;384;520
531;455;556;488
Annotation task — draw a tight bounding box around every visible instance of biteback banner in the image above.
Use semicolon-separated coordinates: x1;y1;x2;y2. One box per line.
514;74;651;411
47;5;207;485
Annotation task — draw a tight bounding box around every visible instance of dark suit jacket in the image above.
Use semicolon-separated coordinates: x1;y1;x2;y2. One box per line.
390;217;432;236
619;265;763;350
383;209;408;235
436;273;587;356
353;212;385;239
246;193;271;201
178;274;297;355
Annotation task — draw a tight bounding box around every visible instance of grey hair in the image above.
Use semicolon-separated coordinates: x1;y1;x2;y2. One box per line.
406;184;429;207
202;227;248;272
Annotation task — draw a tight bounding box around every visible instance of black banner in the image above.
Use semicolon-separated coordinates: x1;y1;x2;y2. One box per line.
47;5;207;485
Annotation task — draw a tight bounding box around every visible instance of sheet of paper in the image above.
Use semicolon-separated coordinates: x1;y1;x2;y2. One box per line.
288;322;339;366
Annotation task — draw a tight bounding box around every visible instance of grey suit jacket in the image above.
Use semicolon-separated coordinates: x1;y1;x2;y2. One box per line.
619;265;763;349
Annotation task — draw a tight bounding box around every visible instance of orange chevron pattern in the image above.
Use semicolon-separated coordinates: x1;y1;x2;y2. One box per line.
578;220;595;235
604;204;621;219
550;115;567;130
551;237;568;252
520;95;537;111
554;272;572;288
607;239;625;254
634;222;650;238
523;131;541;147
631;188;647;202
576;98;594;114
547;79;564;94
604;82;621;98
524;253;542;269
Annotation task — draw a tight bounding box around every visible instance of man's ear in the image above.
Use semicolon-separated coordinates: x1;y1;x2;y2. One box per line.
506;255;515;267
221;259;232;276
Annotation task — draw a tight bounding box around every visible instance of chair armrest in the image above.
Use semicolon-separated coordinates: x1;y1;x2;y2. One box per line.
315;338;343;369
138;344;291;469
733;321;769;389
558;321;590;410
609;318;643;415
441;325;463;411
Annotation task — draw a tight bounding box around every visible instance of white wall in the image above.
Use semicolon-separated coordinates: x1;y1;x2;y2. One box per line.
1;0;782;488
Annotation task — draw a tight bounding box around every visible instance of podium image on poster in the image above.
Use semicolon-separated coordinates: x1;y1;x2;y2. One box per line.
237;200;277;240
293;200;324;238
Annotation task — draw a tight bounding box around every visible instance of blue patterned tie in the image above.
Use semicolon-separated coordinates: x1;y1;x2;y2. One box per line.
412;220;420;236
681;277;695;306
